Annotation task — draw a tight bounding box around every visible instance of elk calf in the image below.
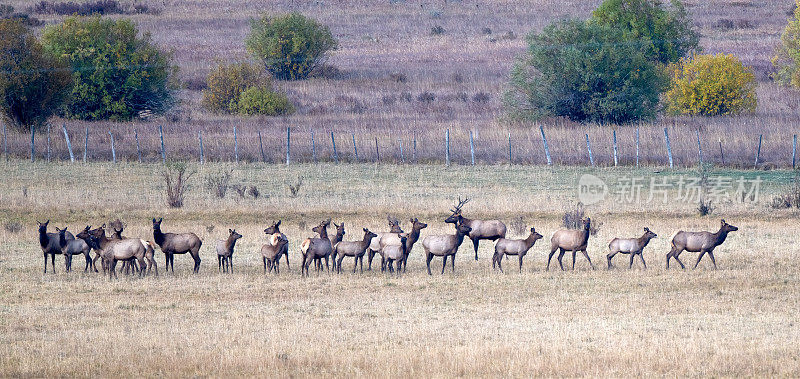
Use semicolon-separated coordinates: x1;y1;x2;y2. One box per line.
667;219;738;270
56;227;92;272
263;221;289;271
493;227;543;273
548;218;594;271
383;235;408;275
333;228;377;273
262;233;289;274
216;229;242;273
367;215;404;270
607;227;657;269
421;221;472;275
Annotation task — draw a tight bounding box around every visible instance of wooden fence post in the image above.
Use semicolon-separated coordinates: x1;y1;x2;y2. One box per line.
793;134;797;170
108;131;116;163
635;126;640;168
2;123;7;162
585;133;594;167
198;131;204;164
159;125;166;164
134;128;141;163
399;139;404;163
718;138;724;166
311;129;317;163
445;128;450;166
469;131;475;166
696;129;703;167
664;127;673;169
612;129;618;167
62;124;74;163
286;127;290;165
754;134;762;169
413;134;417;163
331;131;338;163
508;133;512;164
83;126;89;163
375;137;380;163
233;126;239;164
540;125;552;165
258;130;266;163
46;124;51;162
352;133;358;162
30;125;34;162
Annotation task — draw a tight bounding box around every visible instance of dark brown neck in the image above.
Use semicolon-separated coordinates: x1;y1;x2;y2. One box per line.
713;228;729;247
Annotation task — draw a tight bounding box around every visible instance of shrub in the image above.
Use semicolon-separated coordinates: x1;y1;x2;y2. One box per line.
0;19;71;131
774;0;800;88
506;19;665;124
246;13;337;80
28;0;158;15
202;62;269;113
770;173;800;209
664;54;757;116
235;86;294;116
417;91;436;103
1;4;43;26
389;72;407;83
205;169;232;198
562;202;601;236
473;91;490;103
41;16;177;121
163;162;193;208
4;221;22;234
430;25;445;35
591;0;700;64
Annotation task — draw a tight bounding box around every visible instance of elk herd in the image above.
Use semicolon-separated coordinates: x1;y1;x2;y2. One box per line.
35;198;740;278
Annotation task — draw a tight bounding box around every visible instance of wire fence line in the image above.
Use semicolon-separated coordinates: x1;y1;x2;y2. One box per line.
1;121;798;169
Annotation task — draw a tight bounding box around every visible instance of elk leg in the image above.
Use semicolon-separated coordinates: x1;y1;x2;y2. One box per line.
43;253;48;273
582;250;596;270
518;254;524;273
51;254;56;274
451;253;455;272
194;253;201;274
367;250;375;271
284;248;289;270
137;256;147;277
707;251;718;269
426;252;433;275
229;255;233;273
607;250;618;269
84;252;91;272
496;253;503;273
639;253;647;270
441;256;447;274
693;251;706;269
337;255;344;274
629;253;635;269
546;248;556;271
557;249;566;271
673;251;686;269
472;238;480;261
571;251;577;270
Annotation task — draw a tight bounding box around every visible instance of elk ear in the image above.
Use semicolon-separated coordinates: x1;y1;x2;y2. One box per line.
720;219;726;225
229;229;233;234
276;220;281;227
44;220;50;226
101;223;106;228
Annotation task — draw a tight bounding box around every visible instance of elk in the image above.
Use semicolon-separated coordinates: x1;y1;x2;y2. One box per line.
444;197;507;261
367;215;404;271
261;233;289;274
334;228;377;273
667;219;738;270
396;218;428;272
300;219;333;276
493;227;543;273
37;220;73;273
75;225;100;272
56;227;92;272
263;220;289;271
95;233;148;280
152;218;203;273
88;225;157;275
421;221;472;275
607;227;657;269
324;222;346;270
216;229;242;273
547;218;594;271
383;235;408;275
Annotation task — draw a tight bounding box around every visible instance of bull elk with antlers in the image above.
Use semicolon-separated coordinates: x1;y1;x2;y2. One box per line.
444;197;507;261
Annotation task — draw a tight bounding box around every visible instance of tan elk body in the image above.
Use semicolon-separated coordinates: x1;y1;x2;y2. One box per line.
263;221;289;271
216;229;242;273
367;216;404;270
548;218;595;270
153;218;203;273
300;219;333;276
493;227;543;273
422;222;472;275
333;228;377;273
445;198;507;260
261;233;289;274
607;227;657;269
667;219;738;269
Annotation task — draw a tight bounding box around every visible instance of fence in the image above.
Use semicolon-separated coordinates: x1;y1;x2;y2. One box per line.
1;122;798;169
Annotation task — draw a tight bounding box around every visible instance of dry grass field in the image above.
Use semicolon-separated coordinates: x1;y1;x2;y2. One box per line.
1;160;800;376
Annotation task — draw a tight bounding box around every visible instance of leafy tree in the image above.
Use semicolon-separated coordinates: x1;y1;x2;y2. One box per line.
665;54;757;116
506;19;666;124
246;13;337;80
41;16;177;121
235;86;294;116
591;0;700;64
0;19;71;131
774;0;800;88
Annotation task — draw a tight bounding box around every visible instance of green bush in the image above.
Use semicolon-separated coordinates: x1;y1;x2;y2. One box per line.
246;13;337;80
665;54;757;116
235;86;294;116
41;16;177;121
506;19;666;124
202;62;269;113
774;0;800;88
591;0;699;64
0;19;71;131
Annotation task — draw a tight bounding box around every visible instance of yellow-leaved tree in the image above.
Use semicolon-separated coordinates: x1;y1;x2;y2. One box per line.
664;53;757;116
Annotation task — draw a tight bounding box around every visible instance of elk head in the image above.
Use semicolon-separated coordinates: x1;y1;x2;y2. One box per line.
363;228;377;241
445;197;470;224
720;219;738;233
312;219;331;235
410;218;428;231
264;220;282;235
455;221;472;236
228;229;242;241
643;227;657;240
152;218;163;230
334;222;345;237
529;227;543;242
37;220;50;233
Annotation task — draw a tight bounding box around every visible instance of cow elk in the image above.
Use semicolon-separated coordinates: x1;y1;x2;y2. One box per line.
37;220;73;273
444;197;507;261
88;225;157;276
607;227;657;269
333;228;377;273
367;215;404;271
667;219;738;270
56;227;92;272
216;229;242;273
300;219;333;276
262;233;289;274
152;218;203;273
421;221;472;275
263;220;289;271
493;227;543;273
383;235;408;275
548;218;595;271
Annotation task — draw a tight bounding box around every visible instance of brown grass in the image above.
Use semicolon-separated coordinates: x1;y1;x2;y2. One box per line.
1;160;800;376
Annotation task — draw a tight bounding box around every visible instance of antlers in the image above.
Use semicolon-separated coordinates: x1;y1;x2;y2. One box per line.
450;197;471;214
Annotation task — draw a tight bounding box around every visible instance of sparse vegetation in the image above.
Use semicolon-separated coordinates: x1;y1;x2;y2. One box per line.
205;169;232;198
287;176;303;197
163;162;193;208
3;220;21;233
0;4;43;26
430;25;445;35
563;202;601;235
